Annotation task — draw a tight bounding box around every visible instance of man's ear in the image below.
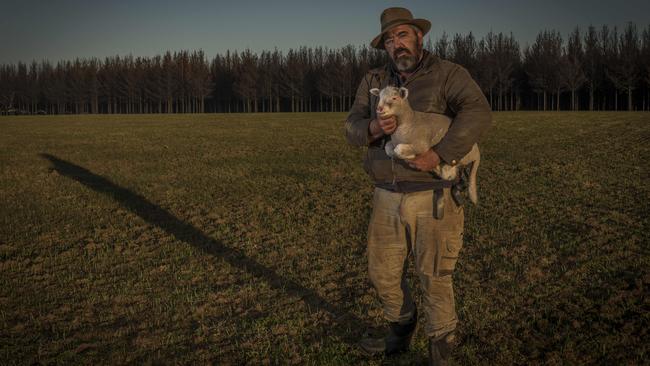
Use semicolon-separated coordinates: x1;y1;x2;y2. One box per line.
370;88;380;96
399;87;409;100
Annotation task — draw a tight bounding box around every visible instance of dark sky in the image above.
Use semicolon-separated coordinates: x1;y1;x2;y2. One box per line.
1;0;649;64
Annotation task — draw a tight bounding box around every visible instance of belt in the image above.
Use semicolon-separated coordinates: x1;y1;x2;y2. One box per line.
375;178;457;193
375;168;469;220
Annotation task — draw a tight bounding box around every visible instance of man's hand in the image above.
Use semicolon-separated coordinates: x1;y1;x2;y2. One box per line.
377;115;397;135
368;116;397;141
406;148;441;171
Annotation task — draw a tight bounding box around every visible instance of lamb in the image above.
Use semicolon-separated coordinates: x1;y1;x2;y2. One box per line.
370;86;481;204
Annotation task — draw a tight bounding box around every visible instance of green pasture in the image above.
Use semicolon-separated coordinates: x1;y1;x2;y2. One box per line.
1;112;648;364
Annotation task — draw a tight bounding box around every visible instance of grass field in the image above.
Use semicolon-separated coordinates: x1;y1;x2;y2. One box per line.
1;112;648;365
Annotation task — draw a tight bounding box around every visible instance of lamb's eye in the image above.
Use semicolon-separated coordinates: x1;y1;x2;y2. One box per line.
392;97;398;100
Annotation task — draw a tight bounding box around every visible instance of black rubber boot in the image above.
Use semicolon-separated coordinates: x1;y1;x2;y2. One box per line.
428;331;457;366
359;309;418;356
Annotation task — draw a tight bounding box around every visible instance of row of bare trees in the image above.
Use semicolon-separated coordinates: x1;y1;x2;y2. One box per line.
1;23;649;114
0;46;383;115
523;24;650;111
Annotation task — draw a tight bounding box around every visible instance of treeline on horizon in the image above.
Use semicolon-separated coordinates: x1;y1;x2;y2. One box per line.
1;22;649;115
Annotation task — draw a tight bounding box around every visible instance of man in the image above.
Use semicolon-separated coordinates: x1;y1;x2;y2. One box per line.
345;7;492;365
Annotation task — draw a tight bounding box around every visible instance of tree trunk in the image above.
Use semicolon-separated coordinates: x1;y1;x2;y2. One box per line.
551;93;554;111
628;87;632;111
498;88;502;111
489;90;493;110
510;91;515;111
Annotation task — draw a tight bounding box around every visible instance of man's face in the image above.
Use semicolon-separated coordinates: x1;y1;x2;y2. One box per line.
383;24;424;73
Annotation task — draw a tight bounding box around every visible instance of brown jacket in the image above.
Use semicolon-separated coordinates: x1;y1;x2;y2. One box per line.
345;51;492;188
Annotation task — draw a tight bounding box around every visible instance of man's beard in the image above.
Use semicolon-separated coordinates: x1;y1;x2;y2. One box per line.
392;44;423;73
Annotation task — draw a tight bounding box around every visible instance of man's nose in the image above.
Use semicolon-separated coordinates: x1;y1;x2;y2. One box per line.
393;37;406;49
377;105;384;112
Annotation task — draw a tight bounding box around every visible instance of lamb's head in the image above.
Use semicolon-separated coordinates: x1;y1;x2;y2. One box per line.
370;86;410;118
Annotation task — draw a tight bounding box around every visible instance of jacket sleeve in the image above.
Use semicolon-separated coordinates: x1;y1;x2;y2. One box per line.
345;73;374;146
433;65;492;165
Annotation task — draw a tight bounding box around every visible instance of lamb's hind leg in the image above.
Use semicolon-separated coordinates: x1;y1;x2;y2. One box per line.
393;144;417;160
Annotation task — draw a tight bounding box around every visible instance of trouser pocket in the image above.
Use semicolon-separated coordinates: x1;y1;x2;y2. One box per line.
438;231;463;277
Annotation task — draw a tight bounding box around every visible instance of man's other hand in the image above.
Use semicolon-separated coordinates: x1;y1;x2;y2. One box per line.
406;148;440;171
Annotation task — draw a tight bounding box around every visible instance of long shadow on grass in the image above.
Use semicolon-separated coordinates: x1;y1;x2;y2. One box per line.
40;153;368;349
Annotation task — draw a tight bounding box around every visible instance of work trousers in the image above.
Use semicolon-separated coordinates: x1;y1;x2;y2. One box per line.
367;187;464;339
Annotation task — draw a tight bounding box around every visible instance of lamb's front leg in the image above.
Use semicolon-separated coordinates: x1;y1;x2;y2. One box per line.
393;144;417;160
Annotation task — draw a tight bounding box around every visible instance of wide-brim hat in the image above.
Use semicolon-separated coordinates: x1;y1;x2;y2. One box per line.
371;7;431;49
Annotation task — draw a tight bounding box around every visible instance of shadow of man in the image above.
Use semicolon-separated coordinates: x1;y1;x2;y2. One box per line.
40;153;368;353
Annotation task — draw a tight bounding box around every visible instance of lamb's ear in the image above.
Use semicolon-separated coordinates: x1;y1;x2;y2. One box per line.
370;88;380;96
399;87;409;100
